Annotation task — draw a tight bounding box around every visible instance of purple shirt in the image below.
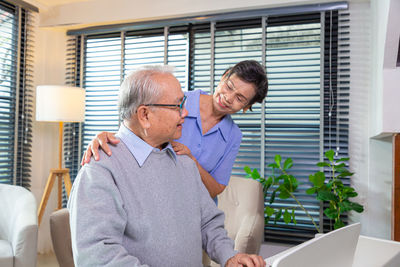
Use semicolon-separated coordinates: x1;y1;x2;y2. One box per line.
176;90;242;187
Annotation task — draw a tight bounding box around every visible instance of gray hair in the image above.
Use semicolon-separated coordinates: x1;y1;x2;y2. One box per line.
118;65;175;120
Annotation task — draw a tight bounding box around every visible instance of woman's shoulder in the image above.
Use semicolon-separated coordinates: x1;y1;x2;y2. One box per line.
222;115;243;140
185;89;209;98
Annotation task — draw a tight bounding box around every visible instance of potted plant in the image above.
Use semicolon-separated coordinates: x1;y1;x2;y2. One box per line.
244;149;364;233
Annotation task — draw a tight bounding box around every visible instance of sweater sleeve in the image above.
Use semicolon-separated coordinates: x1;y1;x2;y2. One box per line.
67;164;149;267
194;163;237;266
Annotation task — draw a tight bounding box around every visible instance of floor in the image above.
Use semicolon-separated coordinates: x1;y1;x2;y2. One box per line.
37;252;58;267
36;242;293;267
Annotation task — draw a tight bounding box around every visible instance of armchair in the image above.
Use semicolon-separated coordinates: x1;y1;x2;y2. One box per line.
205;176;265;266
0;184;38;267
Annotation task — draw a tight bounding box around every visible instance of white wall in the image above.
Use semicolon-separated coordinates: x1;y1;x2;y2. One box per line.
31;14;68;252
348;0;371;230
27;0;397;252
370;0;400;136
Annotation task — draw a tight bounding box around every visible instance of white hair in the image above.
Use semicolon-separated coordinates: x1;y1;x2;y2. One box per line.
118;65;175;120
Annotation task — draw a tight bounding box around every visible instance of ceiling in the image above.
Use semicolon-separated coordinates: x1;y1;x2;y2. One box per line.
31;0;90;7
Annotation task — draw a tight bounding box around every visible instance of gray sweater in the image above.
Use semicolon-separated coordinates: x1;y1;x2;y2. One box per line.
68;140;236;267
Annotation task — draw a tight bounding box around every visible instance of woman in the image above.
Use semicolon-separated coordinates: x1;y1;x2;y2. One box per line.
82;60;268;201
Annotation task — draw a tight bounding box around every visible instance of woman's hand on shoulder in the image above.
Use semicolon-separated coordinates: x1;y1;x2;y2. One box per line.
171;141;195;161
81;132;119;165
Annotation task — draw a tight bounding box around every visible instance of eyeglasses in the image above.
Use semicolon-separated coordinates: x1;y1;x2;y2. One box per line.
223;78;249;106
143;95;187;116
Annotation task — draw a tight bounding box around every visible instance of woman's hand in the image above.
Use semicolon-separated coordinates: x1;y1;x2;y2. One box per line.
81;132;119;165
171;141;195;161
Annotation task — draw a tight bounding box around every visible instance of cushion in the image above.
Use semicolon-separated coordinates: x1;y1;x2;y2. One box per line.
0;239;13;267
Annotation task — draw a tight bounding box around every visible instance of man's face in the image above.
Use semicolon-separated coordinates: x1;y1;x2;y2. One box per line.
148;73;188;145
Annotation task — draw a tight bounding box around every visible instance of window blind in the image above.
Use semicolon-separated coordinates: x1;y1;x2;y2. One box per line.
262;13;323;243
66;2;350;244
0;0;34;188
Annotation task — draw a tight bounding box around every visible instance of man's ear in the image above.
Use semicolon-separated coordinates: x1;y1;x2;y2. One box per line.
136;106;151;129
242;105;252;113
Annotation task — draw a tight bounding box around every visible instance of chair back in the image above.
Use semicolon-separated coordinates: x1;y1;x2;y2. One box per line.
218;176;265;254
204;177;265;267
50;208;74;267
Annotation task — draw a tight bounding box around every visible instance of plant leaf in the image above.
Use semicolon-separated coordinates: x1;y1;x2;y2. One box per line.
325;150;335;162
336;157;349;163
292;209;297;224
279;188;291;199
317;191;337;202
283;209;291;224
316;162;331;168
334;219;345;229
283;158;293;170
349;202;364;213
265;206;275;217
268;163;279;169
306;187;316;195
310;171;325;187
324;207;338;219
251;168;261;179
288;175;299;191
339;200;352;212
274;209;282;223
274;155;282;168
276;175;286;182
244;166;252;174
270;190;276;204
338;172;354;178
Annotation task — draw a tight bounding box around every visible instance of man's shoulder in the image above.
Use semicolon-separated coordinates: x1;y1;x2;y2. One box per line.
176;155;199;173
85;142;130;169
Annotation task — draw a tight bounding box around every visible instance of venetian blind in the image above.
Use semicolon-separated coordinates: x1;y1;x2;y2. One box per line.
0;0;34;188
66;2;350;243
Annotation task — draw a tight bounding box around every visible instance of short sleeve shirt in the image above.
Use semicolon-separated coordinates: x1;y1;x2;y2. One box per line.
175;90;242;186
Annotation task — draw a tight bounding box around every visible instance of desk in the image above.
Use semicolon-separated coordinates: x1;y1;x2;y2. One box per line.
352;235;400;267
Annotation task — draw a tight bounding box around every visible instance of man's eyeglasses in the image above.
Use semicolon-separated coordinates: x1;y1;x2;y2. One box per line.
143;95;187;116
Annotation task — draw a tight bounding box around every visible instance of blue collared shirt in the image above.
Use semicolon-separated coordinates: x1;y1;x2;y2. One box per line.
117;123;177;167
176;89;242;186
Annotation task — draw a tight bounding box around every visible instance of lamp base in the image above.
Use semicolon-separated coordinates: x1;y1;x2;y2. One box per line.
37;168;72;226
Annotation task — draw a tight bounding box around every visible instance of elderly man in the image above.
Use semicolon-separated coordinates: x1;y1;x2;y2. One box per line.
68;65;265;267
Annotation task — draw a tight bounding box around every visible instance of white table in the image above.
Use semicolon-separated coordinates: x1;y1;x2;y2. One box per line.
265;235;400;267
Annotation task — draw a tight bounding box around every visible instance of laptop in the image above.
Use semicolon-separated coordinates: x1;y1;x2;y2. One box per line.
265;223;361;267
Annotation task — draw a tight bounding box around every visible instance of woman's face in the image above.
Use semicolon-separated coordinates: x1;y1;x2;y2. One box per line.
213;74;256;115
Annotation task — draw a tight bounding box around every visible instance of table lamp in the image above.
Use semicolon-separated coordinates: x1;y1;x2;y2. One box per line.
36;85;85;226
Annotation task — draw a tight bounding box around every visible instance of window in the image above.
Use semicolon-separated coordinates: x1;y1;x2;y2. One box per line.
66;3;350;243
0;0;34;187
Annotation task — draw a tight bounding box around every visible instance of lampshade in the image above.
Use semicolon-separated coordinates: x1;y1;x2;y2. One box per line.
36;85;85;122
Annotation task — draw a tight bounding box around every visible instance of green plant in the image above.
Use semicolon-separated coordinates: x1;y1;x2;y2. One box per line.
244;149;364;232
307;150;364;229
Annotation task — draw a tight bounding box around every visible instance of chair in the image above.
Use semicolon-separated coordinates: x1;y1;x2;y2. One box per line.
0;184;38;267
49;208;74;267
204;176;265;266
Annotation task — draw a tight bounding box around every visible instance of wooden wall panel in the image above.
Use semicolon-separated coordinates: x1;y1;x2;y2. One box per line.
393;134;400;241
